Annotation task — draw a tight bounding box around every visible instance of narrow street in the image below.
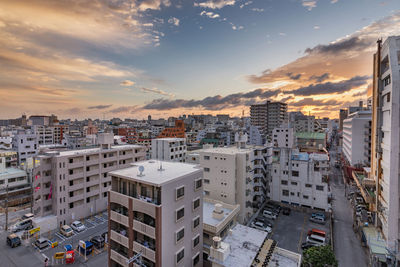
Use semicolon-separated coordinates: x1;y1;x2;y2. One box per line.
329;142;368;267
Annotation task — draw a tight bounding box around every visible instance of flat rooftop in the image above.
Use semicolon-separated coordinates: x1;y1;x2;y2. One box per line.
201;146;252;155
0;168;26;177
56;144;143;157
153;138;185;141
217;224;268;267
295;132;326;140
203;199;239;227
109;160;201;186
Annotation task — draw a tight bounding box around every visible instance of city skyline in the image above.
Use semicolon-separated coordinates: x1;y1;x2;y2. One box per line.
0;0;399;119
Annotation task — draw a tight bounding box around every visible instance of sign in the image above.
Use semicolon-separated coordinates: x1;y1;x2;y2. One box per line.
54;252;65;259
29;227;40;235
51;241;58;248
79;240;86;249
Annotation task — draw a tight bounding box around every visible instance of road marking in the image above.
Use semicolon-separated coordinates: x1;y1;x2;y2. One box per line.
55;233;66;241
297;214;307;253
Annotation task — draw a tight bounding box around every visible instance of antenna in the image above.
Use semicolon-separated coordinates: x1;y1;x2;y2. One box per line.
138;165;145;176
158;161;164;171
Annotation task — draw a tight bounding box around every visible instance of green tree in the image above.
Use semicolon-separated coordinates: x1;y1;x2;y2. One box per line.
302;245;338;267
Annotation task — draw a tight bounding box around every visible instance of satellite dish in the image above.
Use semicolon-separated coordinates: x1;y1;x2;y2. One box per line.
139;166;144;176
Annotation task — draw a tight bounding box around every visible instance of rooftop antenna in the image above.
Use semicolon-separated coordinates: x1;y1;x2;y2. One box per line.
158;161;164;171
138;165;145;176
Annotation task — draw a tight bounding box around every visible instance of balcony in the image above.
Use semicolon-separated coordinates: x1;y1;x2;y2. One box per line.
86;178;100;187
69;171;84;180
110;210;129;227
110;249;128;267
69;161;84;169
69;193;84;203
133;220;155;239
110;230;129;247
133;241;155;262
86;169;100;177
86;189;100;198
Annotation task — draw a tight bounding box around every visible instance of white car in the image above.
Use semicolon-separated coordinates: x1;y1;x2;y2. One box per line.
251;221;272;233
71;221;86;232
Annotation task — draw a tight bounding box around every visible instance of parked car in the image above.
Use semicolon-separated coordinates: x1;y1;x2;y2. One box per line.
309;216;326;225
34;238;50;249
265;204;281;214
60;225;74;237
307;229;326;238
71;221;86;232
90;236;105;249
256;218;273;228
301;242;316;250
251;221;272;233
11;219;33;233
7;234;21;248
21;213;34;221
263;210;277;220
282;207;291;215
306;234;326;246
311;212;326;220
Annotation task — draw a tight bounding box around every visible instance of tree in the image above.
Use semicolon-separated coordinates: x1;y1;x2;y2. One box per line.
302;245;338;267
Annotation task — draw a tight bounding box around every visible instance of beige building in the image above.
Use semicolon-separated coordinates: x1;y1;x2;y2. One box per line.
250;101;288;138
32;133;146;226
108;160;203;267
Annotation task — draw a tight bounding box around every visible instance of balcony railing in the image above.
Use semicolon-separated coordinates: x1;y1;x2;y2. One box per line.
110;230;129;248
133;220;156;239
133;241;155;262
110;249;128;267
110;210;129;227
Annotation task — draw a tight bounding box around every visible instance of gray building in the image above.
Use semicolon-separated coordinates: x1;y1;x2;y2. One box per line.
12;132;38;164
250;101;288;139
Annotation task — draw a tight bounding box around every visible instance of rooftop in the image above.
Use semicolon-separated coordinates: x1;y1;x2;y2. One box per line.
109;160;202;186
0;167;27;177
203;199;240;232
153;137;185;141
295;132;326;140
201;146;252;155
215;223;268;267
56;144;143;157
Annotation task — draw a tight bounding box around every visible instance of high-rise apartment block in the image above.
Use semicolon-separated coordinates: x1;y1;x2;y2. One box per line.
342;110;372;166
108;160;203;267
151;138;186;162
12;132;38;164
33;125;54;145
250;101;287;138
371;36;400;252
32;133;146;226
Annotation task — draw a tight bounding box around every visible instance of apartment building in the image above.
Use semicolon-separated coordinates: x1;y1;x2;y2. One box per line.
250;101;288;138
370;36;400;253
53;125;69;144
33;125;54;145
32;133;146;226
342;110;372;166
108;160;203;267
272;126;295;148
269;148;330;211
295;132;326;150
151;138;187;162
0;150;18;168
339;109;348;132
0;136;12;150
12;132;38;164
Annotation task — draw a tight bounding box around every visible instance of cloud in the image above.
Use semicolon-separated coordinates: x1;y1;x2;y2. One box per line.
352;89;368;97
290;98;341;107
109;105;139;113
309;73;330;83
251;8;264;12
120;80;135;86
286;72;302;80
240;1;252;8
142;88;281;110
194;0;236;9
140;87;175;97
304;36;371;55
331;0;338;3
279;32;286;36
290;75;369;96
302;1;317;11
314;25;320;30
200;11;220;19
168;17;180;26
88;104;113;110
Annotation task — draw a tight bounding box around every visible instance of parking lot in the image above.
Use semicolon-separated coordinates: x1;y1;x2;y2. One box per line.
249;202;331;254
1;211;109;267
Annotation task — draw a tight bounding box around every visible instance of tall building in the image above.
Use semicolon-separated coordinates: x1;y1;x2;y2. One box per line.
250;101;287;139
12;132;38;164
29;115;50;126
371;36;400;253
53;125;69;144
151;138;187;162
32;133;146;226
339;109;348;131
342;110;371;166
108;160;203;267
33;125;54;145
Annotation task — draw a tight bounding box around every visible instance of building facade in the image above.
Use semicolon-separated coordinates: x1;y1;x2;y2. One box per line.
250;101;288;138
151;138;187;162
108;160;203;267
12;132;38;164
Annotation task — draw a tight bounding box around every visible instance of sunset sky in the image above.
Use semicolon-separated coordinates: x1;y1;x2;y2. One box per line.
0;0;399;119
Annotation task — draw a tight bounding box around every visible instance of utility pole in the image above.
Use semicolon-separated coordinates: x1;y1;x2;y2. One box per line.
5;184;9;231
29;169;33;213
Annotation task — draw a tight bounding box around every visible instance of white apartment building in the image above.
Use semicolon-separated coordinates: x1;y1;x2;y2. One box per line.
269;148;330;211
0;136;12;150
32;133;146;226
12;132;38;164
342;110;371;166
248;125;264;146
108;160;203;267
371;36;400;253
33;125;54;145
151;138;186;162
53;125;69;144
289;112;318;133
272;125;295;148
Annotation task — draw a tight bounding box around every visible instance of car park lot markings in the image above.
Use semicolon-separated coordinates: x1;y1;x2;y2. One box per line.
55;232;66;241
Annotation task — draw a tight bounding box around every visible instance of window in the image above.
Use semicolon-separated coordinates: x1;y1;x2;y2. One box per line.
69;203;74;209
193;235;200;248
204;167;210;172
387;92;391;102
193;253;200;266
86;166;90;171
281;180;288;185
204;191;210;196
292;171;299;177
383;74;391;86
193;198;200;210
303;195;309;199
69;158;73;164
203;155;210;160
291;181;298;186
176;207;184;221
195;179;202;190
193;216;200;229
176;228;184;243
305;184;312;188
176;249;184;264
176;186;185;200
204;179;210;184
282;189;289;196
316;185;324;191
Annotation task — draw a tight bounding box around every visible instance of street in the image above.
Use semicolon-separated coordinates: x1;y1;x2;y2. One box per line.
329;142;368;267
0;207;31;231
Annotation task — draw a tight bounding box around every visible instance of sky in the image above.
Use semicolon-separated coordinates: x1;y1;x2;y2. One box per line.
0;0;399;120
